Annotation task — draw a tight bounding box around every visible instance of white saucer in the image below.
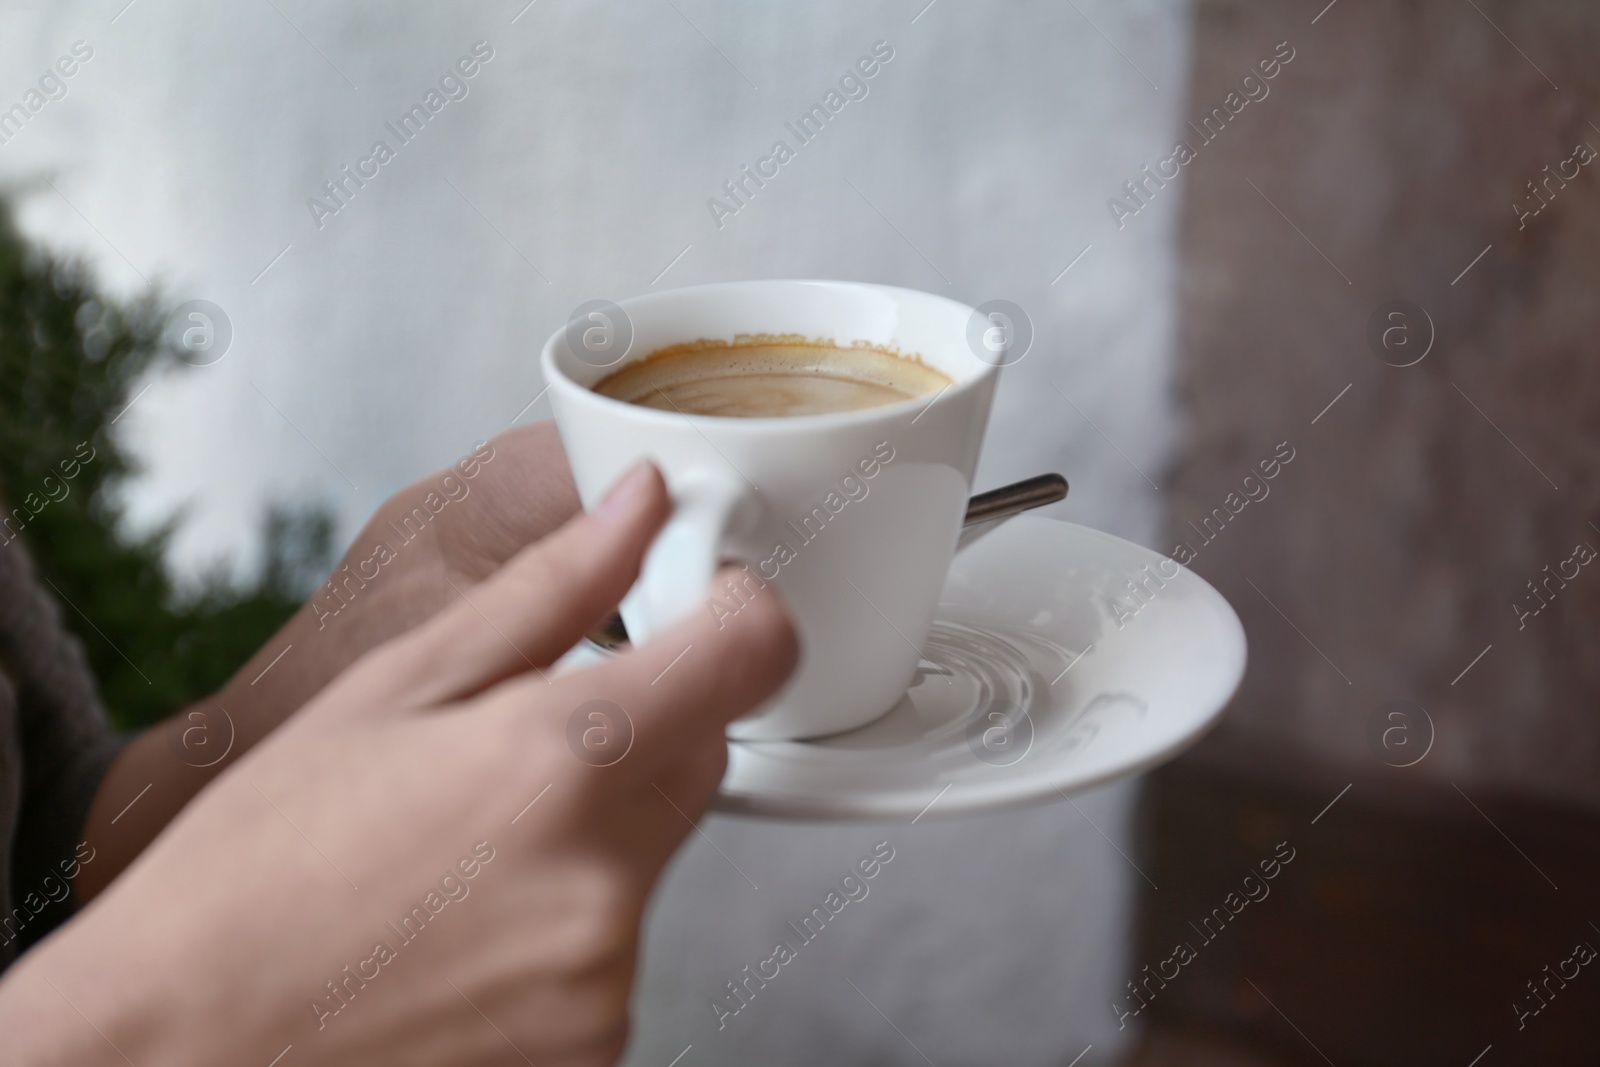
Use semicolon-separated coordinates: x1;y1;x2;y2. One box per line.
562;517;1246;820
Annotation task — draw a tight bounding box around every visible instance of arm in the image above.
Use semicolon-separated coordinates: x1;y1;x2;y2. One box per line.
2;462;796;1067
76;422;581;901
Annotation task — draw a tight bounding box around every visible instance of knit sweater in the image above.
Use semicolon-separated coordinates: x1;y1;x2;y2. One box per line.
0;536;122;967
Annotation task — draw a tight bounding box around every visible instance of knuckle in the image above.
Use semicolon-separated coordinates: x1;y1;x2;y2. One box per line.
539;859;641;976
546;1004;630;1067
719;590;799;679
573;1026;630;1067
520;969;631;1066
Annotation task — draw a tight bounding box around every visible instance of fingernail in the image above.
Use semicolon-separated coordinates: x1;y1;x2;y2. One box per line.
595;462;654;524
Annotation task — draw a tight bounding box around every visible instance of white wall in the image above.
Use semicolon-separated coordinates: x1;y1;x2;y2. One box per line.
0;1;1192;1061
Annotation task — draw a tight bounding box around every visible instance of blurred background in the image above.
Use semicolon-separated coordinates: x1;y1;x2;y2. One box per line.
1;0;1596;1063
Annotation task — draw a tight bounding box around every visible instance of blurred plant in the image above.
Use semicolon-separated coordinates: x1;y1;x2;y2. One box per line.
0;198;332;730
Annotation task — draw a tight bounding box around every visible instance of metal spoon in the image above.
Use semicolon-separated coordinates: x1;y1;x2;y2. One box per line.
964;472;1069;526
585;472;1068;652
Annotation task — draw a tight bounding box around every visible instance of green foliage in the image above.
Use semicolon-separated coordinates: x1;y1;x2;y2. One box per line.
0;200;331;731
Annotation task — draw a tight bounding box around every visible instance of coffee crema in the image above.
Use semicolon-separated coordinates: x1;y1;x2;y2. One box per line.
592;337;951;418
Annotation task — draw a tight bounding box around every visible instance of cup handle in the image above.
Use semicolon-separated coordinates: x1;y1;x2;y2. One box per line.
628;467;759;637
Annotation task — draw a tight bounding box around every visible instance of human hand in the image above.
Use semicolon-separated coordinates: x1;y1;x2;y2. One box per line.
12;462;797;1066
80;421;584;900
319;420;584;636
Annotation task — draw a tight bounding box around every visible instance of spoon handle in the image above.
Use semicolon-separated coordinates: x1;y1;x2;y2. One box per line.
963;473;1069;526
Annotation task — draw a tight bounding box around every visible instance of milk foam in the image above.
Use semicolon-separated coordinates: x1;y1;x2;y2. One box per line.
593;338;950;418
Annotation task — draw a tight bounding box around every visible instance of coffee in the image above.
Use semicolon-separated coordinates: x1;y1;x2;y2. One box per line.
592;337;951;417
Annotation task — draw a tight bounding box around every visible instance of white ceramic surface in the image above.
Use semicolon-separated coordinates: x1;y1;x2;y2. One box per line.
561;515;1246;819
543;280;998;741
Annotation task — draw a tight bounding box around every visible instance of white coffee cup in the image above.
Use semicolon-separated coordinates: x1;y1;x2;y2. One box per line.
542;280;999;740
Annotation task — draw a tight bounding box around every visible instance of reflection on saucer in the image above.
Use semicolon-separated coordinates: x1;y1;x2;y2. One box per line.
712;517;1244;820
